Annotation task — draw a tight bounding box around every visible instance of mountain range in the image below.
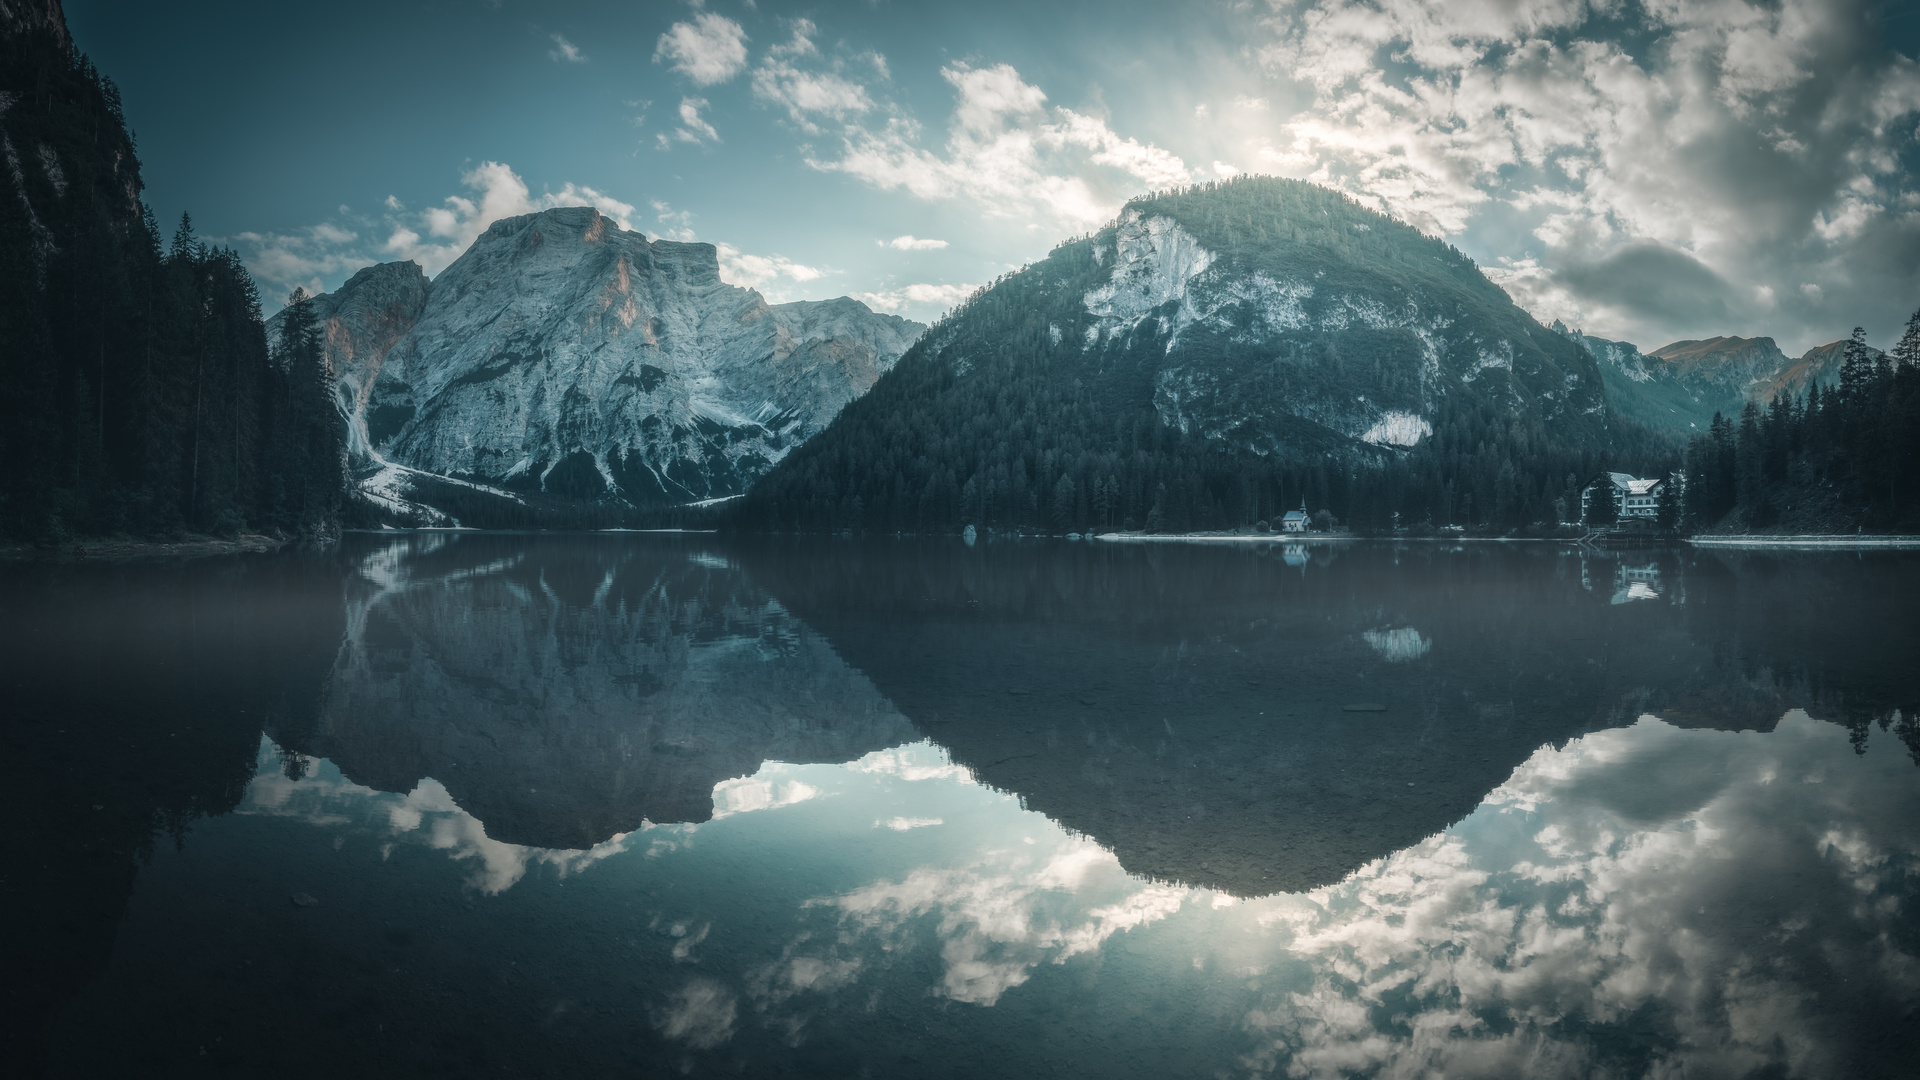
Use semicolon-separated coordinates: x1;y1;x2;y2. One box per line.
1558;324;1880;436
271;207;921;526
271;179;1880;530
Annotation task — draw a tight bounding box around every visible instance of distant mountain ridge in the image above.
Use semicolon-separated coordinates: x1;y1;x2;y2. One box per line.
272;207;923;525
1553;324;1882;436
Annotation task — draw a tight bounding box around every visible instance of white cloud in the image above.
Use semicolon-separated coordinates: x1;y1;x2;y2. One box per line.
825;836;1190;1005
847;742;976;782
854;282;975;315
233;161;641;304
710;775;822;817
812;62;1193;231
663;96;720;146
229;223;377;305
883;235;947;250
715;241;827;295
654;12;749;86
548;33;584;63
1248;0;1920;351
239;741;629;896
652;199;697;242
753;59;874;128
748;19;877;132
1237;712;1920;1078
651;978;737;1050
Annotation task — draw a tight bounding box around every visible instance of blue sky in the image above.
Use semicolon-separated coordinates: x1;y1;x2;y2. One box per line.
68;0;1920;354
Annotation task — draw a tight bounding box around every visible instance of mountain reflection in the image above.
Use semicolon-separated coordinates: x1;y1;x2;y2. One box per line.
277;533;916;849
9;536;1919;1079
741;538;1920;896
275;534;1920;897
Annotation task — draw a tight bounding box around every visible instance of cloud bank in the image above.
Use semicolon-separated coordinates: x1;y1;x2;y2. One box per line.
1247;0;1920;351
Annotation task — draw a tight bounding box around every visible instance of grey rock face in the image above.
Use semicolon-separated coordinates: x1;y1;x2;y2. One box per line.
1070;207;1608;457
301;261;432;461
275;207;922;519
1645;335;1795;398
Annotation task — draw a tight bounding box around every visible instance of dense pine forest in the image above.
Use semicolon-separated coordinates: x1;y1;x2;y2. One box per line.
1681;314;1920;533
0;15;342;542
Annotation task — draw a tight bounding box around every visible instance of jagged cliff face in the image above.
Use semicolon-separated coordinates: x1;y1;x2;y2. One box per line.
1076;206;1608;456
275;207;922;520
303;261;431;461
1646;336;1794;396
302;534;917;850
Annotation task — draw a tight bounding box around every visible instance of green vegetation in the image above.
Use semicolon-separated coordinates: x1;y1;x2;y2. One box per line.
0;21;344;541
732;177;1672;536
1683;314;1920;532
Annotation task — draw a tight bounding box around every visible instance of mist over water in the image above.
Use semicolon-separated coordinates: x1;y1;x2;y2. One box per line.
4;535;1917;1078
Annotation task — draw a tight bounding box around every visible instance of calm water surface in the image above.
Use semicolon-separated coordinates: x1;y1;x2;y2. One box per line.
5;535;1918;1078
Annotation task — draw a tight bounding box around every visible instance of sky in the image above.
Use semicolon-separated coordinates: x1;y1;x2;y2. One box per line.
66;0;1920;354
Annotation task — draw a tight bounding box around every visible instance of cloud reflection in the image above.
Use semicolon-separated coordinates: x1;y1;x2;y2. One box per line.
823;837;1190;1005
237;711;1917;1075
240;738;631;895
1238;712;1920;1078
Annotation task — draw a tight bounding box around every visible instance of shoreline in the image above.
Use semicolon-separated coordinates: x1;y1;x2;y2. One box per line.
1092;531;1360;544
1688;534;1920;550
0;534;289;564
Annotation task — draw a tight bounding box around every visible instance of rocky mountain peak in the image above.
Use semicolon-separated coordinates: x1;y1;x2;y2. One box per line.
1646;336;1791;393
273;206;924;524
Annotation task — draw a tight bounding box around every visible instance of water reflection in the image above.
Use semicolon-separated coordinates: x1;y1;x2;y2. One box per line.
242;739;634;894
284;533;915;847
744;540;1920;896
4;535;1918;1078
100;700;1920;1078
1240;711;1920;1079
0;552;346;1074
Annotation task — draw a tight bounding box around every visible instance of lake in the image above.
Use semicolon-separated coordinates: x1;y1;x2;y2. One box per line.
6;534;1918;1078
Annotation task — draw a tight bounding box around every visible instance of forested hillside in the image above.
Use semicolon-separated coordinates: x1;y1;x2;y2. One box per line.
1683;316;1920;533
732;178;1675;536
0;6;341;541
